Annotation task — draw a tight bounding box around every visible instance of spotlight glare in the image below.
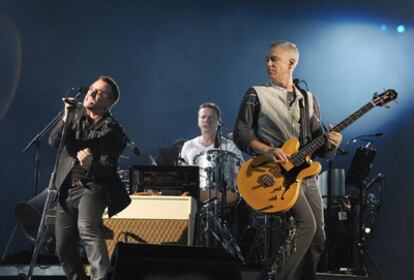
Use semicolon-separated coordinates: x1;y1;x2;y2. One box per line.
364;227;372;234
397;25;406;33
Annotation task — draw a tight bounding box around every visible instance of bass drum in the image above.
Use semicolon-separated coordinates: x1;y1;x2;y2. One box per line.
193;149;241;206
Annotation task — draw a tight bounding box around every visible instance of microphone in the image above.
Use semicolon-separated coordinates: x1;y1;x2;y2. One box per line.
361;132;384;137
366;173;385;189
62;87;88;104
126;139;141;156
62;97;80;105
71;87;89;94
343;132;384;154
214;124;222;148
345;132;385;145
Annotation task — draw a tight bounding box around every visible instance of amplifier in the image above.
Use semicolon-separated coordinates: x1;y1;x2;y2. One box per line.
102;195;197;257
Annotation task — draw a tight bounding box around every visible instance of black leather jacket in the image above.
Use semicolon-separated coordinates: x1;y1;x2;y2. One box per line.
48;105;131;217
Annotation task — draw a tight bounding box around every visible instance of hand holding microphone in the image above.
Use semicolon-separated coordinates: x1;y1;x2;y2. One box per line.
62;87;88;122
62;97;79;123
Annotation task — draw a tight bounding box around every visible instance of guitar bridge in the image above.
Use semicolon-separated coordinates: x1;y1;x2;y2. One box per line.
260;174;275;187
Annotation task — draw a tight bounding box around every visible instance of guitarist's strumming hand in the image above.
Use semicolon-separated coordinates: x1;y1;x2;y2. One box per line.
249;139;290;163
327;124;343;150
267;147;289;164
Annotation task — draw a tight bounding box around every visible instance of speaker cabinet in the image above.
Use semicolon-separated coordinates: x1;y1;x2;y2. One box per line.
103;195;197;257
108;243;241;280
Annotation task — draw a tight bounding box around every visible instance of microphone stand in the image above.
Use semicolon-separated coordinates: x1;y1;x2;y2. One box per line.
215;125;227;209
343;133;384;155
25;102;78;280
22;112;63;196
22;88;85;196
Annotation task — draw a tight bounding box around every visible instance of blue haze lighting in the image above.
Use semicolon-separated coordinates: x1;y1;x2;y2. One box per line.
380;24;387;31
396;25;406;33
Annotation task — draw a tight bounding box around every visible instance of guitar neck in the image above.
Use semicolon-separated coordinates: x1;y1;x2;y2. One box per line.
291;101;376;166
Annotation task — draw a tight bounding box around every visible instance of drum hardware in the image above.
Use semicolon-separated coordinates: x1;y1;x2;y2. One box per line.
194;149;244;262
237;210;295;279
198;206;245;263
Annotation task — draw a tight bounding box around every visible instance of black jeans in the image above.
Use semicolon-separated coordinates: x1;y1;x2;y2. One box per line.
55;184;109;280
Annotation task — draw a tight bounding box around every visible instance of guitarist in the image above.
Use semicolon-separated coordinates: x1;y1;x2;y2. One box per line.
233;41;342;280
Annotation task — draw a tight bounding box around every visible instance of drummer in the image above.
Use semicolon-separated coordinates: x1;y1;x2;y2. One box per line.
180;102;243;165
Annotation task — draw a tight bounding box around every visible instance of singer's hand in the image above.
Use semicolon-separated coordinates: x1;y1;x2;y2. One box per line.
77;148;93;170
62;98;77;123
327;124;343;150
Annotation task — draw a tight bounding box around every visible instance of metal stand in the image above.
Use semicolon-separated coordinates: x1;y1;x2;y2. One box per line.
198;130;244;262
1;111;65;266
24;103;77;279
263;214;273;280
1;226;17;263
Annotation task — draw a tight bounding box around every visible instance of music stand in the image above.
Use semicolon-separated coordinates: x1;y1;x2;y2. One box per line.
345;145;377;276
346;146;377;186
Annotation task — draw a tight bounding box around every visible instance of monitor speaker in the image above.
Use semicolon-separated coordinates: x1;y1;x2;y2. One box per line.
107;242;241;280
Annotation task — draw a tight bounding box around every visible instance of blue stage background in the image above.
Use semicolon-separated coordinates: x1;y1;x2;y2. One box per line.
0;0;412;278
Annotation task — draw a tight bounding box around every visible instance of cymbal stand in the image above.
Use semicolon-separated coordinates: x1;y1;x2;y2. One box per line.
203;153;225;248
213;153;245;262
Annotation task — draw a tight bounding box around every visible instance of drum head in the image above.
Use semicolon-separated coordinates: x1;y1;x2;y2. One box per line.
193;149;241;206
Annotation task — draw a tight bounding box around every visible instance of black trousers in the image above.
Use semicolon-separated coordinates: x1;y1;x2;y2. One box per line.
55;184;109;280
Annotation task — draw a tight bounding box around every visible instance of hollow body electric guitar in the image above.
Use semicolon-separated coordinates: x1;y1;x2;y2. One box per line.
237;89;398;213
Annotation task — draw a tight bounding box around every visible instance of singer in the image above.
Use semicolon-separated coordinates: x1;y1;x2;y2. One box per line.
48;75;131;280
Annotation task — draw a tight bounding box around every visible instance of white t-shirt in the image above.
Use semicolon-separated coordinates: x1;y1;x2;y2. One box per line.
180;136;244;190
180;136;243;165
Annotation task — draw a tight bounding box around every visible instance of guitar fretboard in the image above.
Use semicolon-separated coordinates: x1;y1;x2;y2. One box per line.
290;101;375;166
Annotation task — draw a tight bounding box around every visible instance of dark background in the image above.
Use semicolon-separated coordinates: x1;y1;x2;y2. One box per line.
0;0;413;278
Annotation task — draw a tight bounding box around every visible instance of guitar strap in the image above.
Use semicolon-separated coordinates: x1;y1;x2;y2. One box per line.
295;84;311;146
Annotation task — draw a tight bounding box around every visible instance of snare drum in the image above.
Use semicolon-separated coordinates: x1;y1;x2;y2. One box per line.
193;149;241;205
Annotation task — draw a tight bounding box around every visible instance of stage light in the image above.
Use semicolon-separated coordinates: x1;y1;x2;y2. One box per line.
364;227;372;234
396;25;406;33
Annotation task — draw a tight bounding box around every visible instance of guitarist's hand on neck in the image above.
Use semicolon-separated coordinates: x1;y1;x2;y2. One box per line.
327;124;343;150
249;139;289;163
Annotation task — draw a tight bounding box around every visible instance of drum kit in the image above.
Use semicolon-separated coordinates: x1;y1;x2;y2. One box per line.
192;149;291;269
192;149;246;262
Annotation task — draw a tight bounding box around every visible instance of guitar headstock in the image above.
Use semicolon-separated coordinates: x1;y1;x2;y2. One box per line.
372;89;398;108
